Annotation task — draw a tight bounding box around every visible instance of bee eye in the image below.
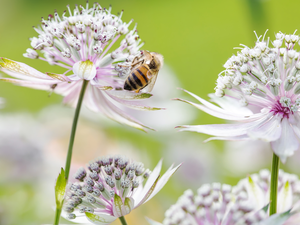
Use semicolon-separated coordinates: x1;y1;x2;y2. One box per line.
148;59;156;69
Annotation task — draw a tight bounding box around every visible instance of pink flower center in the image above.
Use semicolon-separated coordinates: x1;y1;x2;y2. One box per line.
271;100;291;118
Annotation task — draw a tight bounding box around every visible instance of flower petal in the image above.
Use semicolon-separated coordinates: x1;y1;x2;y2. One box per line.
145;163;181;203
208;93;254;115
134;176;159;208
113;194;123;217
0;78;58;90
271;117;299;163
248;114;282;142
204;134;251;142
107;92;164;111
123;197;134;216
88;86;154;131
146;217;163;225
134;160;162;206
85;212;117;225
104;90;153;100
0;58;54;81
277;181;293;213
177;122;255;137
244;176;266;210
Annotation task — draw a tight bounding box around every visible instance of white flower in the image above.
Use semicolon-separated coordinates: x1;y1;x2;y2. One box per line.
176;31;300;162
62;155;180;224
148;170;300;225
0;3;162;131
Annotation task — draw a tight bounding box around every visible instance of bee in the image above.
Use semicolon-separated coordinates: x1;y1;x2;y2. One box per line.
123;50;163;93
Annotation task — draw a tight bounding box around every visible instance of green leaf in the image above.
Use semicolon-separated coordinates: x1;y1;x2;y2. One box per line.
55;168;67;209
258;210;293;225
262;203;270;213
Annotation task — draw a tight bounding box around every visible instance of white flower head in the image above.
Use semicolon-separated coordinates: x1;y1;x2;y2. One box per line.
63;155;180;224
148;170;300;225
0;3;162;131
154;183;267;225
177;30;300;162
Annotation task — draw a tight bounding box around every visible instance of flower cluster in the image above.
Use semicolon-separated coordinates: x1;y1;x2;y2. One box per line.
0;3;161;131
177;31;300;162
149;170;300;225
63;155;180;224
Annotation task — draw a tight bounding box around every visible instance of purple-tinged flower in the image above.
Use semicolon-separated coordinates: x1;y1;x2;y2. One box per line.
0;3;162;131
62;155;180;224
148;170;300;225
176;31;300;162
149;183;267;225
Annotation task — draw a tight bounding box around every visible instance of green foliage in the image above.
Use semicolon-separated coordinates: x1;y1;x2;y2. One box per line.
55;168;66;209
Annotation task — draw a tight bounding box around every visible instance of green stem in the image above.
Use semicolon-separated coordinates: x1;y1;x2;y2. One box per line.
269;153;280;216
53;208;62;225
119;216;128;225
64;80;88;181
53;80;88;225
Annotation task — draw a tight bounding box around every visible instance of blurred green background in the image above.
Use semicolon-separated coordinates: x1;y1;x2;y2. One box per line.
1;0;300;224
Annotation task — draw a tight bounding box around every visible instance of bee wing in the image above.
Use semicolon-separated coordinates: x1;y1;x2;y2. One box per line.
143;71;159;93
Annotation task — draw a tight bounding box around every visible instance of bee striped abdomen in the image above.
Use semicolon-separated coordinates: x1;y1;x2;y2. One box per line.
124;65;150;91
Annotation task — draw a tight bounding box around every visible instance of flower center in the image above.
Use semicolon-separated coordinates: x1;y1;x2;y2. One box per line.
73;60;97;80
271;100;291;118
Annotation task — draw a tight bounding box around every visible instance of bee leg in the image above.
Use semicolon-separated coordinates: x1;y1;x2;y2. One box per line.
135;89;140;93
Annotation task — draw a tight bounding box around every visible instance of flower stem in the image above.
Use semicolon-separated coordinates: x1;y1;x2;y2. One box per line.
53;208;62;225
64;80;88;181
53;80;88;225
119;216;128;225
269;153;280;216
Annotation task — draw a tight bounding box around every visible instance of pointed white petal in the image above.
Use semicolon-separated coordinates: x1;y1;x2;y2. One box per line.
134;176;159;208
277;181;293;213
175;97;248;121
208;93;254;115
0;58;55;80
87;86;154;131
204;134;251;142
134;160;162;206
107;93;164;111
85;212;117;225
113;194;124;217
105;90;153;100
146;217;163;225
177;122;256;137
244;176;266;210
145;163;181;203
271;117;299;163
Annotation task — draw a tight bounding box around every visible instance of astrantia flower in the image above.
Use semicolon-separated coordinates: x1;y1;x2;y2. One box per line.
62;155;180;224
150;183;267;225
176;31;300;162
148;169;300;225
0;3;162;131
